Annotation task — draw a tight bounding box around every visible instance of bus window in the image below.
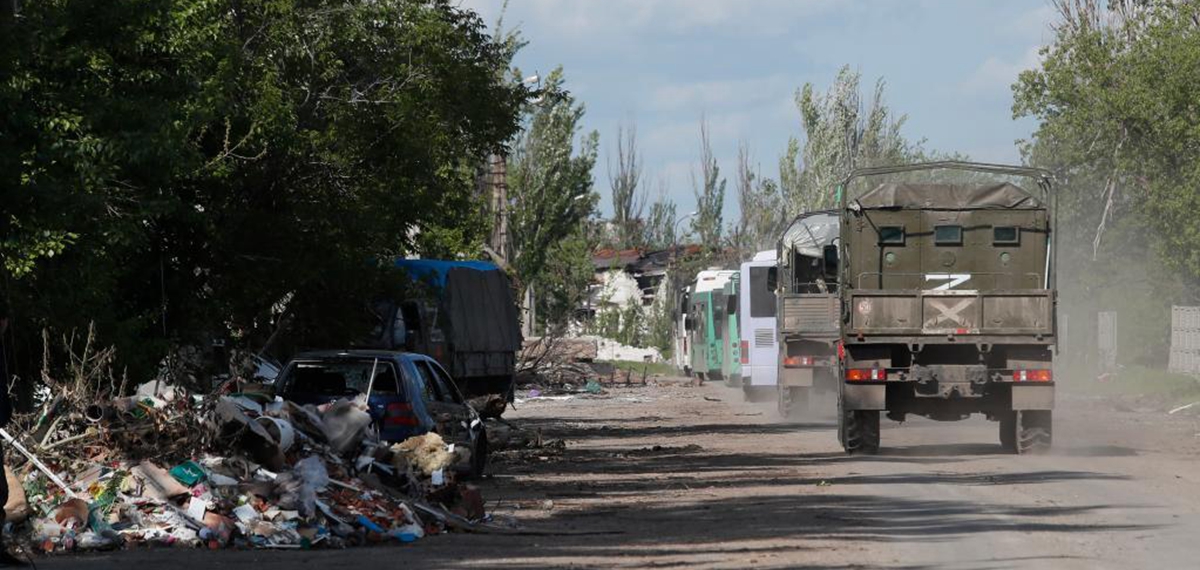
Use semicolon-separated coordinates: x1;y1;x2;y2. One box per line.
749;267;776;318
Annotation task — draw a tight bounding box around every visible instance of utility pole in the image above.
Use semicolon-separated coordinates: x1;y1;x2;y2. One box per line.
485;153;509;261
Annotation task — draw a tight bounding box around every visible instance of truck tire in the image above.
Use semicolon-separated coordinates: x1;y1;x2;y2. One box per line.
841;409;880;454
777;386;809;419
1017;410;1052;454
999;412;1017;452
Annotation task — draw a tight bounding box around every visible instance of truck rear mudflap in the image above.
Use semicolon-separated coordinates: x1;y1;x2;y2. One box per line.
779;355;836;387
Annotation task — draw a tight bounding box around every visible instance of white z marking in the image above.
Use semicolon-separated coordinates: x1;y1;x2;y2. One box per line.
924;273;971;291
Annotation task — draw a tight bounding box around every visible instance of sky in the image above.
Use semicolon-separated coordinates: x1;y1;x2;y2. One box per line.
460;0;1058;218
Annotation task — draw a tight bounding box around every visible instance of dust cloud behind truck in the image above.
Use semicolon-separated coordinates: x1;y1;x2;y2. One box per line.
836;162;1056;454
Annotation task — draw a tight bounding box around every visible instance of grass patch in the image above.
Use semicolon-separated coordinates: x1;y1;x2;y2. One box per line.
599;359;677;377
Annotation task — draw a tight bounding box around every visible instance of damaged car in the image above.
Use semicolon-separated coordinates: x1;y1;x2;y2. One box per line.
275;350;489;476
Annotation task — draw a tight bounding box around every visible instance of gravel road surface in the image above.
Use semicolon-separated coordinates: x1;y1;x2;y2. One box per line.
47;378;1200;569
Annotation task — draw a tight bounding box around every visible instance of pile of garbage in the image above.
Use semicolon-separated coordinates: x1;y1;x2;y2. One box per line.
518;338;659;395
3;378;489;554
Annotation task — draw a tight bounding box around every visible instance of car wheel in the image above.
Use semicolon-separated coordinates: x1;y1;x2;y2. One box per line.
471;430;490;478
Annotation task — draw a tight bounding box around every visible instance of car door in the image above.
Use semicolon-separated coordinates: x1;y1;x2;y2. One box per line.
411;357;474;449
367;358;424;443
428;359;485;450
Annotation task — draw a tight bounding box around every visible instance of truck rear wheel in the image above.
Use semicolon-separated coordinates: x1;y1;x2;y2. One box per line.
1017;410;1052;454
841;409;880;455
777;386;809;419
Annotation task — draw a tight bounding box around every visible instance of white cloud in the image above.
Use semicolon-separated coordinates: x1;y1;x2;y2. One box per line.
649;74;795;112
1005;5;1057;43
644;111;757;157
961;45;1041;93
462;0;837;40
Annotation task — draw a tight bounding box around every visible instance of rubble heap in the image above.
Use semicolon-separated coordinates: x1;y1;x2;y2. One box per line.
3;377;490;554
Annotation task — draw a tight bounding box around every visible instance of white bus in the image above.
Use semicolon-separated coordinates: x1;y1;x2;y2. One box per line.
738;250;778;398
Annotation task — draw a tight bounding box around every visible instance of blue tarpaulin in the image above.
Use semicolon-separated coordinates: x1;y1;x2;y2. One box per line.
393;259;502;288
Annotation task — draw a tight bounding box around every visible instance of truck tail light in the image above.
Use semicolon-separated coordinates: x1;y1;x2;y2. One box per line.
783;356;814;368
1013;369;1052;382
740;341;749;365
846;368;884;381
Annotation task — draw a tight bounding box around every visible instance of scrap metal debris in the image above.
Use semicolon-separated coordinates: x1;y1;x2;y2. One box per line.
0;364;502;555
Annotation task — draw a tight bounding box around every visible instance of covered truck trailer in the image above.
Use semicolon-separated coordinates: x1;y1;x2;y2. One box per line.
365;259;522;416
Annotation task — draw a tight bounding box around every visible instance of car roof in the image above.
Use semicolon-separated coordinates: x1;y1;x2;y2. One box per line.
291;349;423;361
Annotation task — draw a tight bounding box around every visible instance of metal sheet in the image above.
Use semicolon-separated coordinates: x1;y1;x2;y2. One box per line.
779;368;813;387
843;384;886;410
1011;385;1055;410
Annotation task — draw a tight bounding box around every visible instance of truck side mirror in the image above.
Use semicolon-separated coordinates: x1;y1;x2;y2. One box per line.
684;315;694;331
823;244;839;276
767;267;778;292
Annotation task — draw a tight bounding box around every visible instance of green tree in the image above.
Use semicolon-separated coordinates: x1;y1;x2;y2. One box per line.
781;66;917;215
609;120;645;249
734;142;786;258
0;0;527;381
506;66;600;332
1012;0;1200;368
536;226;596;334
691;119;726;251
642;184;678;251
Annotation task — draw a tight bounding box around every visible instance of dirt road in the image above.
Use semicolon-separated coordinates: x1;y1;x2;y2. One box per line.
49;378;1200;569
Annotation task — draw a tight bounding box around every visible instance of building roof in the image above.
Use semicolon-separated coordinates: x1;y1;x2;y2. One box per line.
592;245;702;272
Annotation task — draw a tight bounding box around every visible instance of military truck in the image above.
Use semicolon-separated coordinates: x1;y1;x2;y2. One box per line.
835;162;1056;454
775;211;840;417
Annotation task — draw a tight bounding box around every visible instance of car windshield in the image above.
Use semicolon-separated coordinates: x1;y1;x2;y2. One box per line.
287;359;398;396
